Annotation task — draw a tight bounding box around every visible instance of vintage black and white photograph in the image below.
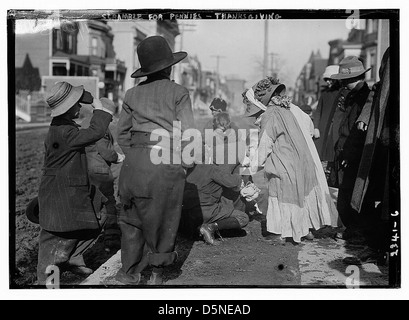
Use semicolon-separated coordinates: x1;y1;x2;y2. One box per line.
8;4;401;295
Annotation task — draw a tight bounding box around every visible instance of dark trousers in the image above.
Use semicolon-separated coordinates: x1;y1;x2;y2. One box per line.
336;149;362;229
37;227;103;285
337;186;362;230
118;146;185;275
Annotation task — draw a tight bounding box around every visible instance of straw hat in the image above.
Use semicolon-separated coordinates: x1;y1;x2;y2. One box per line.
131;36;187;78
46;81;93;117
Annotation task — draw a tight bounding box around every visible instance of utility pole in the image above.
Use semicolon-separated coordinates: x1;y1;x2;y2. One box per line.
211;55;225;97
269;52;279;78
263;20;269;78
175;22;196;84
178;22;196;52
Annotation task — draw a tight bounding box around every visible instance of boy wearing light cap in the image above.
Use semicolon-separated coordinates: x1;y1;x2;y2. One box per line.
36;81;114;285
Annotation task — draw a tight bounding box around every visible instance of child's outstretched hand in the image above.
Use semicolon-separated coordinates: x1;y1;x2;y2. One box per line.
91;98;103;110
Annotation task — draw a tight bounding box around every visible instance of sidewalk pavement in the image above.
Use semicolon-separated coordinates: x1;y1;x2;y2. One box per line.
15;122;50;131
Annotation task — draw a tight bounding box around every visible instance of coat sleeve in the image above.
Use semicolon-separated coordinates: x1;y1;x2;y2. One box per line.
175;87;196;167
313;95;323;128
63;110;112;149
117;98;133;154
356;89;376;126
211;167;243;191
257;114;275;167
175;88;195;134
95;130;118;163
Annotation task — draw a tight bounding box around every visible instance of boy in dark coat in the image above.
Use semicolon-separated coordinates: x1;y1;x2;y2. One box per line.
37;81;114;285
116;36;195;285
82;98;125;253
182;163;249;245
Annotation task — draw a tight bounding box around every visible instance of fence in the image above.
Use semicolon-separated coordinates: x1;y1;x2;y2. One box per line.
16;91;49;123
16;91;31;122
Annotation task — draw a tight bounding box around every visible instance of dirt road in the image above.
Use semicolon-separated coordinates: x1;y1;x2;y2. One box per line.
12;116;389;288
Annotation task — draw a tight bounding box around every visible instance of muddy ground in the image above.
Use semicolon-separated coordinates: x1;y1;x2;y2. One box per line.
12;115;389;288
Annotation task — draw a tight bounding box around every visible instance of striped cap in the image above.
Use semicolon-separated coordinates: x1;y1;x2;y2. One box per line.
46;81;93;117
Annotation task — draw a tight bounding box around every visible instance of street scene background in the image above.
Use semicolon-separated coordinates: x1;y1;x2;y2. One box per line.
11;8;398;290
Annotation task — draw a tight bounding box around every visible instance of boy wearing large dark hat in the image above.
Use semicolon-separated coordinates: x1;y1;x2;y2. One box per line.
36;82;115;285
116;36;195;285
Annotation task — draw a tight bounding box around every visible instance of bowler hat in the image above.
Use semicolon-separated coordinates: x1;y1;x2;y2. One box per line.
25;196;39;224
209;98;227;112
331;56;371;80
131;36;187;78
46;81;93;117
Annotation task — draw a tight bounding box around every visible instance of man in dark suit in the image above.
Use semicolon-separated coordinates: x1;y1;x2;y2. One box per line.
330;56;371;240
36;81;114;285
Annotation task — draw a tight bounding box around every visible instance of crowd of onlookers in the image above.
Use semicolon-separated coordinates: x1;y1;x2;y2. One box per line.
310;48;396;266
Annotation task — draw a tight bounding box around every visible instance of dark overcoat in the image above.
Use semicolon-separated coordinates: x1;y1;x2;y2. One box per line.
313;86;342;161
38;110;112;232
85;128;118;183
351;49;391;215
335;82;371;189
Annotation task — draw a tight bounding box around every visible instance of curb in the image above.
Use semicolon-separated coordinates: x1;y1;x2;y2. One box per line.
16;123;50;131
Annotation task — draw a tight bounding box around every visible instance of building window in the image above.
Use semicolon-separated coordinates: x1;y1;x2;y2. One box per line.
365;48;377;81
105;71;114;80
69;63;76;76
370;50;376;80
367;20;373;33
53;29;62;52
372;20;378;33
68;34;73;52
53;28;76;54
367;19;378;34
92;37;98;56
52;63;67;76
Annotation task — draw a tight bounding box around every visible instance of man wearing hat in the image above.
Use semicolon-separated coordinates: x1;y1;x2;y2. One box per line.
116;35;195;285
36;81;115;285
330;56;371;240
